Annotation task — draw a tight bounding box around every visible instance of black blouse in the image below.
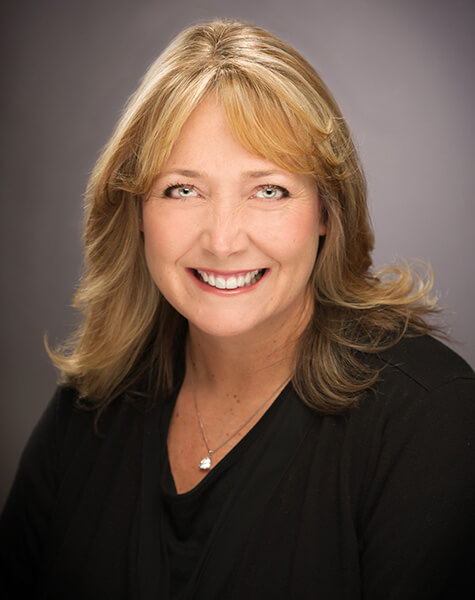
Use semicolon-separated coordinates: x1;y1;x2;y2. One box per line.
159;381;292;599
1;335;474;599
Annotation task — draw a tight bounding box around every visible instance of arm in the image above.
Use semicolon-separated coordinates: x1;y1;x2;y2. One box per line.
359;376;475;599
0;388;71;597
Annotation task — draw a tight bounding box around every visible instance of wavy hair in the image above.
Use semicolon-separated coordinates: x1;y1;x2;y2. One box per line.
49;19;441;416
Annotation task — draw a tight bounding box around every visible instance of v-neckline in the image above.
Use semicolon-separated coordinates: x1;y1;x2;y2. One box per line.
137;375;316;600
160;378;292;498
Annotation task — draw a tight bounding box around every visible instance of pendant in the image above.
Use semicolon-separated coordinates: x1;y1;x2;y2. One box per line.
199;455;212;470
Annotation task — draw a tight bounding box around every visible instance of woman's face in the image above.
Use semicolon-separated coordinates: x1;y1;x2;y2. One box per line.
142;95;326;342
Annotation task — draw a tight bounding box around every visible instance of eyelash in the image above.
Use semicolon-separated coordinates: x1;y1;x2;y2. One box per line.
162;183;291;200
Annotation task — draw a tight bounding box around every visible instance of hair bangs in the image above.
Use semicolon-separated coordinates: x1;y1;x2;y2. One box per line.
215;69;330;176
136;71;215;194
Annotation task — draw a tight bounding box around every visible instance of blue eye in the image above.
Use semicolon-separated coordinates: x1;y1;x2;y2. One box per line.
255;185;289;200
163;184;199;199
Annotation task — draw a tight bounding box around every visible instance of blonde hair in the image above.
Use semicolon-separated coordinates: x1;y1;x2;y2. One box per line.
49;19;441;415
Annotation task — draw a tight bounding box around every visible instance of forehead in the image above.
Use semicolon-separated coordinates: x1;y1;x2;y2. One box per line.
162;95;305;180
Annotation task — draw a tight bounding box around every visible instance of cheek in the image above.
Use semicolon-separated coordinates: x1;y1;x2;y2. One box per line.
259;208;321;265
143;205;192;255
142;210;190;284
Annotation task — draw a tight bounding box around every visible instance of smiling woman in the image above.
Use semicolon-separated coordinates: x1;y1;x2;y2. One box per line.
1;18;474;600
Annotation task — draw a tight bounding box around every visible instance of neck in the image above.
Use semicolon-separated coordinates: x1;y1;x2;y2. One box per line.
189;329;293;384
185;305;310;405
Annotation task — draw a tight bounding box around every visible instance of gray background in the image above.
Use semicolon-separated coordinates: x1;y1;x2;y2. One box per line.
1;0;474;508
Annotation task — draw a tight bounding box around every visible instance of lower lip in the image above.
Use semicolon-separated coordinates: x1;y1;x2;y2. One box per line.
187;269;269;295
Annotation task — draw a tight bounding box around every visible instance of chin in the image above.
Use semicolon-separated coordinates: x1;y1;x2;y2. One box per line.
190;323;253;339
187;314;265;340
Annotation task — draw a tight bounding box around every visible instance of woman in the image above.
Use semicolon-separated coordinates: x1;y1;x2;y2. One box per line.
1;18;473;600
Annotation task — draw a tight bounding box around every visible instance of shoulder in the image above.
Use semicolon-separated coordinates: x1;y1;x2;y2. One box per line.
347;335;475;450
375;334;474;392
344;336;474;525
28;385;149;470
49;384;147;426
5;385;149;518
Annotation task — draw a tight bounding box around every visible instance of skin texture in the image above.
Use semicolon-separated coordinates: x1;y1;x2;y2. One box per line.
142;95;326;491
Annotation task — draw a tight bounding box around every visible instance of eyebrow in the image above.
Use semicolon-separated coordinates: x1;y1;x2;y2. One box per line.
159;169;288;179
160;169;204;178
243;170;287;178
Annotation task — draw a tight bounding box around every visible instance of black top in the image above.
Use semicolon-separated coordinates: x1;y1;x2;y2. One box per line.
159;380;291;599
1;335;474;600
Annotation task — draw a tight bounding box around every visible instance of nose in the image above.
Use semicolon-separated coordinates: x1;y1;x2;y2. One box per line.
200;200;248;258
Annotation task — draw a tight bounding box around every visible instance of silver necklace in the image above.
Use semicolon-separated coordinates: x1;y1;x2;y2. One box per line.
189;364;290;471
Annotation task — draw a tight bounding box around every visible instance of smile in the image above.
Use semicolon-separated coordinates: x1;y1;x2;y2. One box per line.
193;268;266;290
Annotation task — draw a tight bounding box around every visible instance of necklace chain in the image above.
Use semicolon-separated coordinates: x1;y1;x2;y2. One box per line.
189;360;290;470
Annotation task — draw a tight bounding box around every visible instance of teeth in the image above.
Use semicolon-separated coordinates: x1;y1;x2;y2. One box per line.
196;269;264;289
226;276;237;289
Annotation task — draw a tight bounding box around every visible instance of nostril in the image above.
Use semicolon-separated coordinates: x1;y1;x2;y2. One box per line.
199;216;248;258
